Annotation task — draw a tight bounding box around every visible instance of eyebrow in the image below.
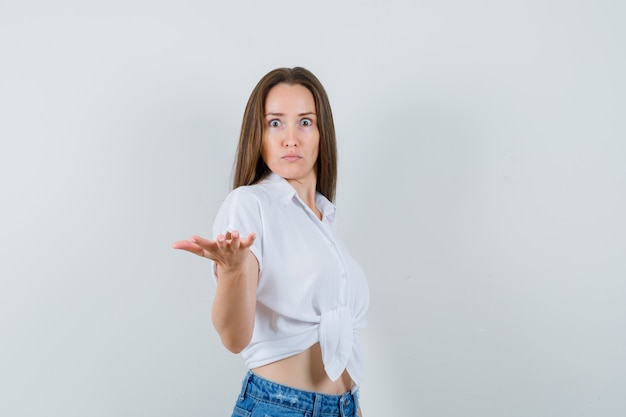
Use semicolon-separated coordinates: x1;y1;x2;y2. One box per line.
265;112;317;117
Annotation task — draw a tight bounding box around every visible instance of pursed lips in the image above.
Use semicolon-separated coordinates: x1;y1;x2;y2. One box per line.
282;154;302;162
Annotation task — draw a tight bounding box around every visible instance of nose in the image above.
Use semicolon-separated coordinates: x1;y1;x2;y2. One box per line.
282;125;298;147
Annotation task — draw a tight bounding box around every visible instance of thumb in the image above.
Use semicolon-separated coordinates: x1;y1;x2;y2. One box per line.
240;232;257;248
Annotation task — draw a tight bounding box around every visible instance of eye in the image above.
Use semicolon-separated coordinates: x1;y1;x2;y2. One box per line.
300;118;313;127
269;119;281;127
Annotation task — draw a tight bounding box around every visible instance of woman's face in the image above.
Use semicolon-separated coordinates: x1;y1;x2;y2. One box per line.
261;83;320;186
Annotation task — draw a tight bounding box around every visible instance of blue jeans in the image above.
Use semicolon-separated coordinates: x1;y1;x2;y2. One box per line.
231;371;359;417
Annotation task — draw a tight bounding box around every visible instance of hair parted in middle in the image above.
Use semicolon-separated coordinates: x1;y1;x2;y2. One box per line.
232;67;338;202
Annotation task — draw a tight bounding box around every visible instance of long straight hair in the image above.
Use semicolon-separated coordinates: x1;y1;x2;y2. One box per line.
232;67;338;202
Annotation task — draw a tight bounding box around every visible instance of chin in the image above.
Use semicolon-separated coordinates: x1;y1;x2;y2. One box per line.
273;169;302;180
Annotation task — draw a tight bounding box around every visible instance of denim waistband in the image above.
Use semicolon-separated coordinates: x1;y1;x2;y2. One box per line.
239;371;358;416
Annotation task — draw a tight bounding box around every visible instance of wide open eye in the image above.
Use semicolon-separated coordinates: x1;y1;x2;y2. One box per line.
269;119;281;127
300;118;312;127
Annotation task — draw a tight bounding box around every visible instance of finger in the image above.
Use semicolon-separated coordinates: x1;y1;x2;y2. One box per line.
172;239;204;257
213;234;229;254
217;230;240;250
229;230;241;250
239;232;256;249
215;234;226;246
172;240;190;250
190;236;221;256
191;235;218;248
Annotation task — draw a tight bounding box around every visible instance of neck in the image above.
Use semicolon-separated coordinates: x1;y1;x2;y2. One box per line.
287;178;318;213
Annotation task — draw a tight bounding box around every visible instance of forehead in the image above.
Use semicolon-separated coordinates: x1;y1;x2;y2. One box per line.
264;83;316;113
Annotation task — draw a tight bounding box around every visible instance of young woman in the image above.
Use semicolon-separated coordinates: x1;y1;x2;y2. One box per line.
173;67;369;417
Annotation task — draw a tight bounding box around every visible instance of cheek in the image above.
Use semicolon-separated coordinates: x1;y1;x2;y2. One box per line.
261;135;277;163
312;133;320;156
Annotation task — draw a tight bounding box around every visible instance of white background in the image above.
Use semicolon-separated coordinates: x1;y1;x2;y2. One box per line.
1;1;625;416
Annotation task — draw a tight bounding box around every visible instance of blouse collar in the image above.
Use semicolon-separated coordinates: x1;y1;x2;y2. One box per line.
261;172;336;224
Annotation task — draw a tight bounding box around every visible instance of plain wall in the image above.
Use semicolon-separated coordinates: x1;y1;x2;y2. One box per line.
1;1;625;416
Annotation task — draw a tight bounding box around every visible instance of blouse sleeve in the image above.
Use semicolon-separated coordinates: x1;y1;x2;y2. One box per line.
210;187;263;280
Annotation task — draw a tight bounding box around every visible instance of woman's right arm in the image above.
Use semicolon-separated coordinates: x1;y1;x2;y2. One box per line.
172;230;259;353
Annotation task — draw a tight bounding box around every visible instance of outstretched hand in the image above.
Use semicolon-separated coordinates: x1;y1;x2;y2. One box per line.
172;230;256;271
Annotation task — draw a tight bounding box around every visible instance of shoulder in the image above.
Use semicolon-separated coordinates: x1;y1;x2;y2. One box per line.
224;182;275;208
225;174;294;208
216;181;284;223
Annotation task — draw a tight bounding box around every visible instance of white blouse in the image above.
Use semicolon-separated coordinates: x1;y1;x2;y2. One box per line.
210;173;369;388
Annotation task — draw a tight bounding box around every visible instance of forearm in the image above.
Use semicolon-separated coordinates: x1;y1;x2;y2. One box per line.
211;254;258;353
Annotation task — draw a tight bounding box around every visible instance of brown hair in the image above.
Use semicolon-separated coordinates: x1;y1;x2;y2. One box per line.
232;67;338;202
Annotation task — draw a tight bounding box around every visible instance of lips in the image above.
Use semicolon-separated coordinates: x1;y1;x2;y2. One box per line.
282;154;301;162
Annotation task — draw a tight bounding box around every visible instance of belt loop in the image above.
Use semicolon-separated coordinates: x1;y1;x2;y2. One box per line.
312;393;321;417
239;371;253;401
